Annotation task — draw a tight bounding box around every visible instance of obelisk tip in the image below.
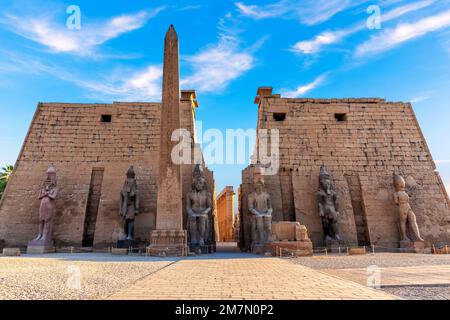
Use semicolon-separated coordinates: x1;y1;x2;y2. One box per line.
166;24;177;39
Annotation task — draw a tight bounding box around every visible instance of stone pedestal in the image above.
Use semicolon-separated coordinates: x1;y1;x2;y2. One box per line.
267;221;313;256
111;248;128;255
348;247;366;255
189;244;214;255
148;230;188;257
2;248;21;256
27;239;55;254
251;243;272;255
268;240;313;257
117;239;135;249
400;240;425;253
272;221;306;241
325;239;344;253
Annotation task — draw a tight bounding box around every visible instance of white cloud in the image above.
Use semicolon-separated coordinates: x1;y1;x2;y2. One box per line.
236;0;367;25
0;12;260;100
281;73;328;98
0;8;164;56
0;49;163;101
181;13;260;93
436;160;450;164
73;66;163;101
355;9;450;57
181;38;254;93
291;0;435;54
292;30;352;54
445;184;450;195
410;95;430;103
235;1;289;20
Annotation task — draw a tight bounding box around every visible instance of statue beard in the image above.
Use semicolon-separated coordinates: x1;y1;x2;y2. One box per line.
320;180;332;195
43;180;56;191
123;181;137;195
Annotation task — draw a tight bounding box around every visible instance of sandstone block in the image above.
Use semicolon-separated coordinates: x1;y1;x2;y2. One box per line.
3;248;21;256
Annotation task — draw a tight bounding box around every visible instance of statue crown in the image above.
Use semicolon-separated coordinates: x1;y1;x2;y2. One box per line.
193;164;204;179
46;164;56;175
126;166;136;178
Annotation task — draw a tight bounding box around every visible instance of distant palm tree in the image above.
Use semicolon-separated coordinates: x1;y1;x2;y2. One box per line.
0;165;14;182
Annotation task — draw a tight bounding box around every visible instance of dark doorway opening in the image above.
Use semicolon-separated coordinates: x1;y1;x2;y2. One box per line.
82;167;105;247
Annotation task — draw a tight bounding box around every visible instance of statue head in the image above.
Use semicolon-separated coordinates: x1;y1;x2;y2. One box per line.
123;166;137;194
254;179;265;194
43;164;57;190
319;165;333;194
393;173;406;191
192;164;207;192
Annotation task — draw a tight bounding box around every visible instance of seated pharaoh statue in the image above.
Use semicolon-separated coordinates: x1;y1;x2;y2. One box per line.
248;177;273;245
186;164;212;249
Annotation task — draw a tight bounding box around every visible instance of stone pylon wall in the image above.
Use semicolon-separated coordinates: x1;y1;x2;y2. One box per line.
0;98;212;248
240;91;450;249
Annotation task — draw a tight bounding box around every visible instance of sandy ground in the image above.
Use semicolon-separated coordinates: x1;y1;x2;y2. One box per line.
0;253;174;300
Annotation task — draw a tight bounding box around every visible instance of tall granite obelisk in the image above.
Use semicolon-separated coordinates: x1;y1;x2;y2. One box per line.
148;25;188;256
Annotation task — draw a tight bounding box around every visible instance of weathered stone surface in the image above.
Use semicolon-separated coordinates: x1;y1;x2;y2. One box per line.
348;247;366;255
2;248;21;256
272;221;308;241
400;240;425;253
268;241;313;257
111;248;128;255
27;243;55;254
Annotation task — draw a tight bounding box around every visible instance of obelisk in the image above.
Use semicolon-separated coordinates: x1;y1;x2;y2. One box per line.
149;25;188;256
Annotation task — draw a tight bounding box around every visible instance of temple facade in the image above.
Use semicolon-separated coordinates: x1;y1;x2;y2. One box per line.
239;87;450;250
0;26;217;251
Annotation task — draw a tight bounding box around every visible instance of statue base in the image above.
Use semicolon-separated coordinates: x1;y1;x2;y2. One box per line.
400;240;425;253
189;244;214;255
147;229;188;257
251;243;272;255
117;239;135;249
325;239;344;253
27;239;55;254
268;240;313;257
111;248;128;255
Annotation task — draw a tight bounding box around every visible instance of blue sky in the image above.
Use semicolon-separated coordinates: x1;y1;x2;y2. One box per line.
0;0;449;196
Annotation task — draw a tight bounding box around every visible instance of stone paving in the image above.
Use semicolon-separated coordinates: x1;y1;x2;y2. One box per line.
108;256;396;300
322;265;450;287
291;253;450;300
4;251;450;300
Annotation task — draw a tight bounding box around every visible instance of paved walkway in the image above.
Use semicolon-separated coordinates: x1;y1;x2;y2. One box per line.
322;265;450;287
108;256;397;300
